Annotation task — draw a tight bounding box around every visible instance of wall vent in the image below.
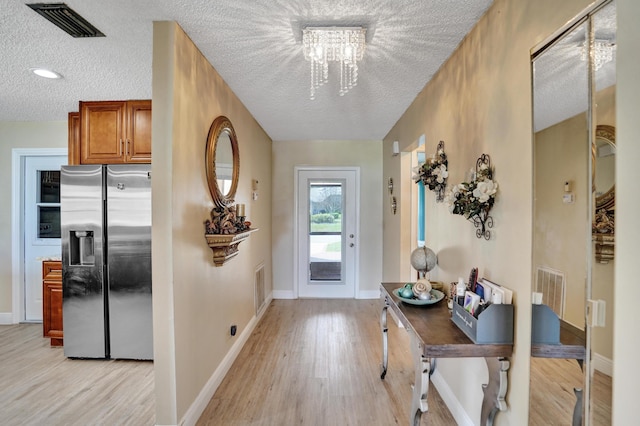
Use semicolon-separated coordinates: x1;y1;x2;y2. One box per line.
254;263;266;316
27;3;105;38
535;267;565;318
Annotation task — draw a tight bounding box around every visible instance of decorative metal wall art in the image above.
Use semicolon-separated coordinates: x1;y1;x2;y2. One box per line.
445;153;498;240
413;140;448;202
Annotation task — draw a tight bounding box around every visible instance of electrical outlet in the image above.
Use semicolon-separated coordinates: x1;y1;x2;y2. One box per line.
230;325;237;336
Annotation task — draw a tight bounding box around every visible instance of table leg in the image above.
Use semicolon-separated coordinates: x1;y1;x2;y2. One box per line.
410;331;430;426
380;298;389;379
572;388;583;426
481;357;509;426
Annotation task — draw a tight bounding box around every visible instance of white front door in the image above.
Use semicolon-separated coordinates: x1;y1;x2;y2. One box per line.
296;168;359;298
24;155;66;321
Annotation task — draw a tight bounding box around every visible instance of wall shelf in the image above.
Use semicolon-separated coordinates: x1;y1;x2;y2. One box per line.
205;228;258;266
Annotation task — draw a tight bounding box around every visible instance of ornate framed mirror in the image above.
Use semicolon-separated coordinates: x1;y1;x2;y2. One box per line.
594;125;616;212
205;116;240;207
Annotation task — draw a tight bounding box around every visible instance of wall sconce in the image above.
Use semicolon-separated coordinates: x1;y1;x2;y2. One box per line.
392;141;400;156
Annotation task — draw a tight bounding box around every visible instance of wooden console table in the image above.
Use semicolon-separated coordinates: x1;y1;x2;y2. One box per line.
380;283;513;425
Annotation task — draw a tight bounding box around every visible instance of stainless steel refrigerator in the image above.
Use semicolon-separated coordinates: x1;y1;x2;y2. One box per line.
61;164;153;360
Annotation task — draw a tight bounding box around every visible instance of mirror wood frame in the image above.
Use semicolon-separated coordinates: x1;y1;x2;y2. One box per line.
594;124;616;211
205;116;240;208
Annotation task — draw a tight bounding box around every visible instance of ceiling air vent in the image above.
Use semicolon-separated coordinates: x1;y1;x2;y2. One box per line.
27;3;105;38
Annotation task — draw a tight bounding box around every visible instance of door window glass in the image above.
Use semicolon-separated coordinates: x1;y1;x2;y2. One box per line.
37;170;60;238
308;182;343;281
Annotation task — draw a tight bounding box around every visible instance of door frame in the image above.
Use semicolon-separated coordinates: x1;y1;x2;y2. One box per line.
293;166;360;299
11;148;67;324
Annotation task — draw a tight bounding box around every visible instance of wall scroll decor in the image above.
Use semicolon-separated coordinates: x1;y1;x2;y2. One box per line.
413;140;448;202
445;154;498;240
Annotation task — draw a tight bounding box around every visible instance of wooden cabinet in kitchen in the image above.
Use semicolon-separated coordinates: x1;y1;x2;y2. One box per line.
42;260;63;346
77;100;151;164
68;112;80;165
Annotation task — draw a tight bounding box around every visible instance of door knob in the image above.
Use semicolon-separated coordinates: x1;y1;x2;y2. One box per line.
349;243;354;247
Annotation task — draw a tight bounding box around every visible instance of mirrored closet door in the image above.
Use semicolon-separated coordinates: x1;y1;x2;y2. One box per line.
530;1;615;425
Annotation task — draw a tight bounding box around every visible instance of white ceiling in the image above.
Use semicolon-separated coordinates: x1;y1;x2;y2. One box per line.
533;1;616;132
0;0;493;141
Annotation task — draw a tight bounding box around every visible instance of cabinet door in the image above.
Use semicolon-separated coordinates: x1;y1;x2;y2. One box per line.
126;100;152;163
80;101;126;164
42;261;63;346
68;112;81;165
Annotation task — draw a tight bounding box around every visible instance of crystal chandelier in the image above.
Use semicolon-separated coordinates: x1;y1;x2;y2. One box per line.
581;39;615;71
302;26;366;100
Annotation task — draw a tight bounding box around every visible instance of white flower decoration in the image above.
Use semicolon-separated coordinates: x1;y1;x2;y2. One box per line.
434;164;449;184
472;180;498;203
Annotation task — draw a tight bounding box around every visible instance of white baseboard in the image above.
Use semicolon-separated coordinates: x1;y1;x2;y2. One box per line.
592;352;613;377
179;302;270;426
431;369;474;426
273;290;381;300
0;313;13;325
272;289;295;299
357;290;380;299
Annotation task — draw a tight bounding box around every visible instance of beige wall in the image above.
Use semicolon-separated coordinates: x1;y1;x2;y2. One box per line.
592;84;616;363
534;112;589;328
0;121;67;317
383;0;596;422
614;0;640;423
271;140;383;298
152;22;272;424
533;83;616;363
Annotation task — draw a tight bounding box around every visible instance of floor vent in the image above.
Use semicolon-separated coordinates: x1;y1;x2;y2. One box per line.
254;263;266;316
535;267;565;318
27;3;105;38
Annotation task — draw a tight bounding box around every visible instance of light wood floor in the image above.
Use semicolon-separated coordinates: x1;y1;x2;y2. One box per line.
0;323;154;426
198;299;455;425
1;300;613;426
529;357;612;425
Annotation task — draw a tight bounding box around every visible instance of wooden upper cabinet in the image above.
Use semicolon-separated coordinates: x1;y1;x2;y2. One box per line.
126;100;152;163
77;100;151;164
68;112;81;165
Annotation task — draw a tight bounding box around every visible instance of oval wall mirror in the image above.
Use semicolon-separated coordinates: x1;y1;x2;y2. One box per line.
205;116;240;207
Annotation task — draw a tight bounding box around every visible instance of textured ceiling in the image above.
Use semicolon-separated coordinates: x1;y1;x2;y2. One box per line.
0;0;493;141
533;1;616;132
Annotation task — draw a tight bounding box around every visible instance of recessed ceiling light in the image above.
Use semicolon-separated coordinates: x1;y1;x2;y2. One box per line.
30;68;63;79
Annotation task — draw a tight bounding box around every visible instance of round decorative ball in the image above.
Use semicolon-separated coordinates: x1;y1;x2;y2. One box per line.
410;246;437;273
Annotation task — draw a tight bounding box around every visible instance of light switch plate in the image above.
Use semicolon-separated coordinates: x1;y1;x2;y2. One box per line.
587;299;606;327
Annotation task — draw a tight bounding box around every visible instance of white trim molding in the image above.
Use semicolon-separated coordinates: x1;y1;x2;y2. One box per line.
0;313;14;325
431;369;474;426
592;352;613;377
11;148;67;324
179;296;272;426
